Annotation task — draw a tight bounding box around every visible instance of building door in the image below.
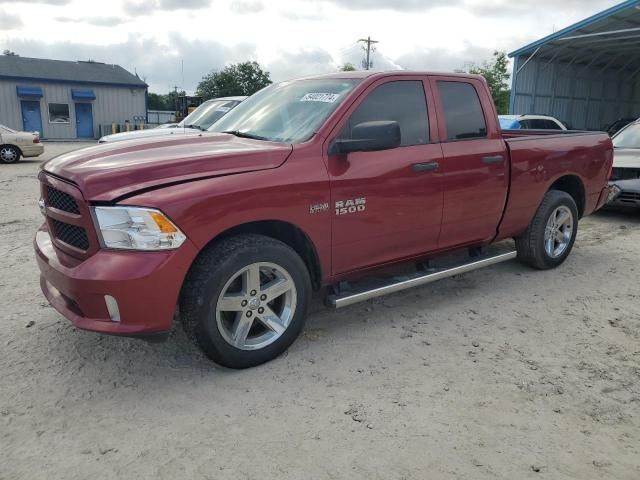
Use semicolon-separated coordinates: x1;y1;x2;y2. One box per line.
75;103;94;138
21;101;43;135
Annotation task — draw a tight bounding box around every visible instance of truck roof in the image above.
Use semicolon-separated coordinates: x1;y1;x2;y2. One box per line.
297;70;486;81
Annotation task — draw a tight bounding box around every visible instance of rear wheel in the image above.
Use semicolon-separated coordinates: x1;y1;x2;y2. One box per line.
0;146;20;164
516;190;578;270
180;234;312;368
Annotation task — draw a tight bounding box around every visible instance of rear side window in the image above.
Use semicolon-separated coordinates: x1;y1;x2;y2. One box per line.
339;81;429;146
437;81;487;140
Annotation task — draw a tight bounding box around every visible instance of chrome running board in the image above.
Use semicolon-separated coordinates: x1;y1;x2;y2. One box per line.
327;248;517;309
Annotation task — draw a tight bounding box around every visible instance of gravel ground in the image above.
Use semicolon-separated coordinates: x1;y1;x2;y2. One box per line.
1;142;639;479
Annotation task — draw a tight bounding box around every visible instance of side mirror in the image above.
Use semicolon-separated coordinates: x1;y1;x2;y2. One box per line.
331;120;401;154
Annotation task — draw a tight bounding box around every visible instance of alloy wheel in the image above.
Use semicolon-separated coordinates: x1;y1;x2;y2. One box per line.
215;262;297;350
544;205;573;258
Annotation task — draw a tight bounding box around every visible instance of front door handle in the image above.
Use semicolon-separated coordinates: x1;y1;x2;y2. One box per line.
412;161;439;173
482;155;504;165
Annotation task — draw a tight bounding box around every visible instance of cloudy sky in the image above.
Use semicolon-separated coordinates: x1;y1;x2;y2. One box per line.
0;0;620;93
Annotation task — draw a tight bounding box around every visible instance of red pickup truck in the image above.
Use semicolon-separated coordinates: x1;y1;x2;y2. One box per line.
35;71;613;368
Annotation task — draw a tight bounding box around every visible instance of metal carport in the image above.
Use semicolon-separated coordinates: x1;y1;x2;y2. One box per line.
509;0;640;130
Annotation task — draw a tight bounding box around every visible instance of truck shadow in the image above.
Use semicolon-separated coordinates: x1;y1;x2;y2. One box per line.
49;260;520;390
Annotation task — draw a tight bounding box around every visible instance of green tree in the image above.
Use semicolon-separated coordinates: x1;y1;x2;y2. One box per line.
464;51;511;114
339;62;356;71
196;61;271;100
165;89;186;111
147;92;166;110
147;90;186;111
3;50;18;56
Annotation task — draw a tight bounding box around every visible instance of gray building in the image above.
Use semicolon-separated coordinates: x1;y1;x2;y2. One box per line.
0;55;147;139
509;0;640;130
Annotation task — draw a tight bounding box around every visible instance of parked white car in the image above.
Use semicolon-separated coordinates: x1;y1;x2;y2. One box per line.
608;120;640;208
98;96;247;143
0;124;44;164
499;114;567;131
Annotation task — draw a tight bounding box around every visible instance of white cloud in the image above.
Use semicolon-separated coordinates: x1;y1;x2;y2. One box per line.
0;0;70;4
0;9;22;29
56;16;125;26
124;0;211;16
2;34;256;94
0;0;623;93
230;0;264;14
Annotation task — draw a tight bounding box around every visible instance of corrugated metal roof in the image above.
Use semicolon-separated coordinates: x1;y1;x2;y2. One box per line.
509;0;640;72
0;55;147;88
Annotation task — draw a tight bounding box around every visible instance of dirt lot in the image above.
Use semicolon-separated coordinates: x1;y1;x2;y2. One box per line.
1;142;639;479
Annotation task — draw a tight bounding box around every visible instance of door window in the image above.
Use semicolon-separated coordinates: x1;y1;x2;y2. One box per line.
437;81;487;140
338;80;429;146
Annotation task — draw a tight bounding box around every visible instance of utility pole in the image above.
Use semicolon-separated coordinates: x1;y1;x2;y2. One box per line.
358;36;379;70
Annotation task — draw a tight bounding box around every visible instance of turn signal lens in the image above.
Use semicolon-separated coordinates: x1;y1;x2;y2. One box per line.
150;211;178;233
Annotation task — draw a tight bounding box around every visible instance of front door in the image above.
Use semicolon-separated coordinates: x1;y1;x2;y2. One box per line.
75;103;94;138
21;101;43;135
326;78;444;275
430;77;509;247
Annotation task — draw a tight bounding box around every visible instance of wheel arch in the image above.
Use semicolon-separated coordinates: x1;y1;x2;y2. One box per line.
200;220;323;290
548;174;585;218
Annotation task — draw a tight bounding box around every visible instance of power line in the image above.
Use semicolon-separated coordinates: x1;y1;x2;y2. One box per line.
358;36;379;70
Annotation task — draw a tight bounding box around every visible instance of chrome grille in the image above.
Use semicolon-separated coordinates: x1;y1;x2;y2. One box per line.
618;192;640;203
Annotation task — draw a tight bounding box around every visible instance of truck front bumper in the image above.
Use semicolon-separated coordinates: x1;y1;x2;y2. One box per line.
34;227;198;336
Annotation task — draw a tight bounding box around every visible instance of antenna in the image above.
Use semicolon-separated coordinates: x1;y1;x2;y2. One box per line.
181;59;185;133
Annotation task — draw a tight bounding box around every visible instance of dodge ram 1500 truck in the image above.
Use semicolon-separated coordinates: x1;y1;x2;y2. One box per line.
35;71;613;368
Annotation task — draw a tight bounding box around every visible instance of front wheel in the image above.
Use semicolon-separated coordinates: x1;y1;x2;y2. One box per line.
516;190;579;270
180;234;312;368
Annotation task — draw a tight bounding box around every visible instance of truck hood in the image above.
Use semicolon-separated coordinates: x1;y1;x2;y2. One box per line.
613;148;640;168
44;133;293;201
99;126;201;143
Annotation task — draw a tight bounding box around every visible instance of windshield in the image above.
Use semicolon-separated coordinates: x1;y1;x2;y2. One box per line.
613;122;640;148
210;79;360;143
0;124;16;133
178;100;240;130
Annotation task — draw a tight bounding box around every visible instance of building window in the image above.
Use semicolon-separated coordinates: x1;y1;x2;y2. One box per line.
48;103;70;124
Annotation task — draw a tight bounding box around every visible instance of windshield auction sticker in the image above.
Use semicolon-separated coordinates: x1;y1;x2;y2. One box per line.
300;93;340;103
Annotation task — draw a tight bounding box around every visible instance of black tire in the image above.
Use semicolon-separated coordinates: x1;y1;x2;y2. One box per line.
516;190;579;270
180;234;312;368
0;145;21;164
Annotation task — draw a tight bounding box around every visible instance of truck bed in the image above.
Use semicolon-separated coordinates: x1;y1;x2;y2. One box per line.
497;130;613;239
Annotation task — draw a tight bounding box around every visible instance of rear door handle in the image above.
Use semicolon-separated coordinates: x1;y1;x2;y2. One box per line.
482;155;504;164
412;161;439;173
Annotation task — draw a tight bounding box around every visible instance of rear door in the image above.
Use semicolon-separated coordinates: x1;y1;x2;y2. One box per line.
325;77;444;274
430;76;509;247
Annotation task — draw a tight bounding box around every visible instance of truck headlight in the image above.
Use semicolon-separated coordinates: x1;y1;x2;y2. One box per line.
93;206;186;250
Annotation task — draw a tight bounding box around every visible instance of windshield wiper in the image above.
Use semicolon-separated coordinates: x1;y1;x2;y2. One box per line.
222;130;269;141
183;124;205;131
